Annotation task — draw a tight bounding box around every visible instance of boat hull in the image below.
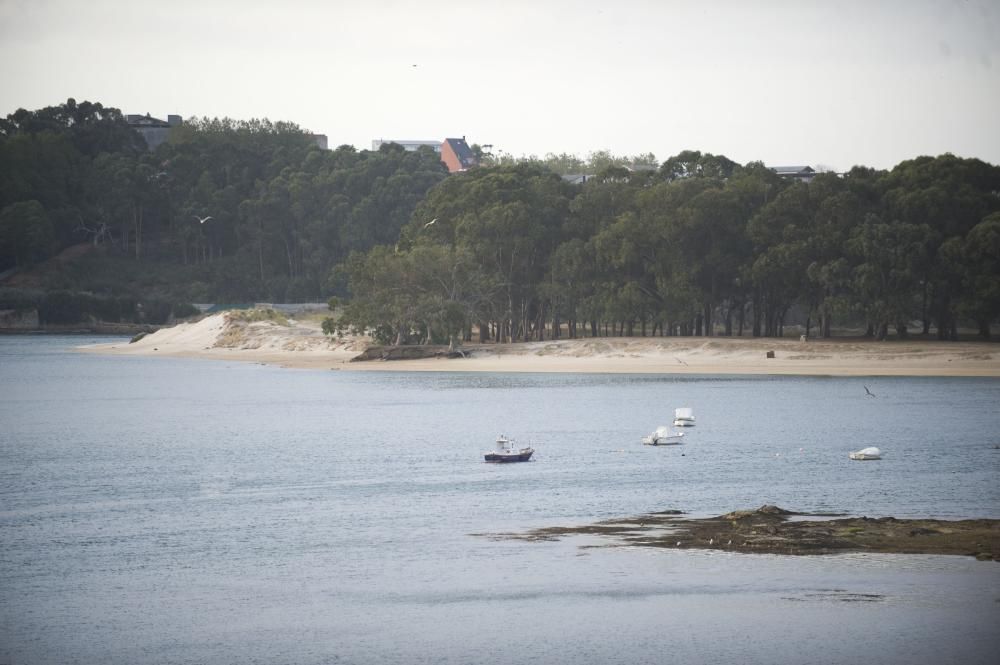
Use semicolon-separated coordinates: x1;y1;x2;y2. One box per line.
485;450;533;463
849;446;882;460
643;438;683;446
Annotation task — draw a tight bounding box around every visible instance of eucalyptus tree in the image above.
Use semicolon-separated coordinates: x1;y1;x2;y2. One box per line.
747;183;815;337
954;212;1000;339
878;154;1000;337
848;213;934;340
401;163;572;342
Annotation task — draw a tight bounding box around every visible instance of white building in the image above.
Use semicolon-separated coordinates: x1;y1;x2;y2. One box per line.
371;139;442;153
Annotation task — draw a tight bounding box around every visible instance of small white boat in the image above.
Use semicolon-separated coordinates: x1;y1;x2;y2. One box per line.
642;425;685;446
673;407;695;427
485;435;534;463
849;446;882;460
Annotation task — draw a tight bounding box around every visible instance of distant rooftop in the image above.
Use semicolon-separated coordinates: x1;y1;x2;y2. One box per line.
770;165;815;175
127;113;182;150
126;113;182;128
371;139;442;152
443;137;476;171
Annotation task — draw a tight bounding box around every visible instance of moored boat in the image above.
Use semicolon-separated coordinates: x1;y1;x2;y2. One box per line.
673;407;695;427
642;425;685;446
849;446;882;460
485;435;534;462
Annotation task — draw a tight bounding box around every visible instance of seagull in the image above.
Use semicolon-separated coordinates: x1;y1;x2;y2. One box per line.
674;356;688;366
864;385;876;398
423;218;437;229
195;215;213;224
709;538;714;545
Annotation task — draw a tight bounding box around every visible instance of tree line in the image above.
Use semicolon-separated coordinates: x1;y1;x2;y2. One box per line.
0;98;448;303
334;153;1000;343
2;100;998;341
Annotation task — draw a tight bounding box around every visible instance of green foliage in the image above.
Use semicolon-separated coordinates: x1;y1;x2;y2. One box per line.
0;200;54;266
38;290;94;324
172;302;200;319
3;98;1000;340
30;289;193;326
0;100;447;300
0;287;43;311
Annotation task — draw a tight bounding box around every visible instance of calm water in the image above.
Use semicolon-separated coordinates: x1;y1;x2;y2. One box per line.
1;335;998;664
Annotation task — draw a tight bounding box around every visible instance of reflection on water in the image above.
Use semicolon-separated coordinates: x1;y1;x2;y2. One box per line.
0;336;998;664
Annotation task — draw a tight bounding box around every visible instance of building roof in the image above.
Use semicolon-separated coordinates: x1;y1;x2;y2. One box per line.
372;139;442;151
127;113;171;128
444;137;476;169
769;165;816;175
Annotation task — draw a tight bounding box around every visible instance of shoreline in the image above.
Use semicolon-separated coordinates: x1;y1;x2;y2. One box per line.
77;312;1000;377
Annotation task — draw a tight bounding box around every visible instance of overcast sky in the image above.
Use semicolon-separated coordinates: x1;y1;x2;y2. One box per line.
1;0;997;171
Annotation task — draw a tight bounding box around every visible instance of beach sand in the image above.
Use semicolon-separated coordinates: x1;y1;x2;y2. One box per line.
80;312;1000;377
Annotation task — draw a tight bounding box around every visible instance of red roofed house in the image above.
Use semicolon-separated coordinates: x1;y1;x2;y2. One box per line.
441;136;478;173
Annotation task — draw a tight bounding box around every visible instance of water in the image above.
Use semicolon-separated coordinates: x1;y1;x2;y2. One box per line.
1;335;998;664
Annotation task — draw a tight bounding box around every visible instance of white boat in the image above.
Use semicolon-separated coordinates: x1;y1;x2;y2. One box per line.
642;425;685;446
485;435;534;463
673;407;695;427
849;446;882;460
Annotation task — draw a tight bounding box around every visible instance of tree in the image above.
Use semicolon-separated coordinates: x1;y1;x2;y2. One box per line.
955;213;1000;338
0;200;53;267
849;214;933;340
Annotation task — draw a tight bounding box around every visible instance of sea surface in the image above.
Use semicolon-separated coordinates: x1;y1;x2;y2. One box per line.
1;335;998;664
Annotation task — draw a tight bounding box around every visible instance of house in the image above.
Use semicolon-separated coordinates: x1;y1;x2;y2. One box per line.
126;113;182;150
441;136;477;173
769;165;816;183
371;139;442;153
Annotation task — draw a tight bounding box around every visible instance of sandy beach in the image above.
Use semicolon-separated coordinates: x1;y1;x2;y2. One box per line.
79;311;1000;377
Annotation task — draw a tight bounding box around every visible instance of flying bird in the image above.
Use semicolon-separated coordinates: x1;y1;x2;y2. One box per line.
195;215;213;224
675;356;688;366
864;385;876;398
423;218;437;229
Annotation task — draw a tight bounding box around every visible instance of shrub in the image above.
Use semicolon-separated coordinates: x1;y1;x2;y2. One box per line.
227;308;289;326
38;291;95;324
172;302;200;319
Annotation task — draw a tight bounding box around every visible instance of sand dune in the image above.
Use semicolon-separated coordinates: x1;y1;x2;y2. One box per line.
80;312;1000;376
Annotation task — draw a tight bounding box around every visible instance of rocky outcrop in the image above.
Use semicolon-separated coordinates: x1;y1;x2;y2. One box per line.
488;506;1000;560
350;345;468;361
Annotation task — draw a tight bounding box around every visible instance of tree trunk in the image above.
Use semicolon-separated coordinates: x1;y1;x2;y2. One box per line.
921;281;931;335
751;295;761;337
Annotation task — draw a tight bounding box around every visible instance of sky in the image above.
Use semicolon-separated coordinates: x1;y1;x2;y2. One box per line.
1;0;998;171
